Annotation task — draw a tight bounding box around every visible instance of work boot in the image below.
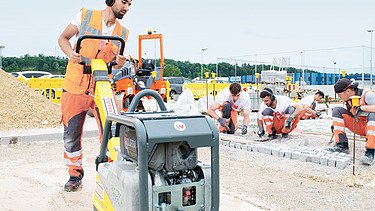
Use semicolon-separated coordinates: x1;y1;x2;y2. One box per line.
64;170;84;192
64;176;82;192
360;149;375;165
327;142;349;154
268;133;278;140
280;133;289;142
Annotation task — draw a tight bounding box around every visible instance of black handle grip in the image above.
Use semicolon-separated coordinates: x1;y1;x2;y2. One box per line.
75;35;125;55
127;90;167;112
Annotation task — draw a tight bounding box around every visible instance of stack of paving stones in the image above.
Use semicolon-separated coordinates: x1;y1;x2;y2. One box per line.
219;136;352;170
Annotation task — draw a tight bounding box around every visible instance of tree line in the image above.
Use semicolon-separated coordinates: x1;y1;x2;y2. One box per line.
2;54;315;78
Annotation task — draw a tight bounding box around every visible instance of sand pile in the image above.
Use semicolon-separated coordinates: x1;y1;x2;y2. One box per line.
0;69;61;131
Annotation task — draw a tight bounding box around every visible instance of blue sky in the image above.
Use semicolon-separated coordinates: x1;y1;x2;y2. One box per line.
1;0;375;73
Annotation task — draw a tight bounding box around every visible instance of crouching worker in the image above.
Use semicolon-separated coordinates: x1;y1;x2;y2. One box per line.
329;78;375;165
257;88;303;140
299;91;325;119
207;82;251;134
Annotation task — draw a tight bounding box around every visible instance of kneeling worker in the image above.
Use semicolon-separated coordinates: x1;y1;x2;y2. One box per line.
257;88;303;140
207;82;251;135
299;91;325;119
330;78;375;165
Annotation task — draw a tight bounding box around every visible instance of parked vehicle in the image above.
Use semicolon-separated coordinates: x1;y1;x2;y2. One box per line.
11;71;52;81
163;77;191;97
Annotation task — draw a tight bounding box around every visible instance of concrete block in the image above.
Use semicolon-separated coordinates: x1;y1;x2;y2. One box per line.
284;150;292;159
229;142;235;148
336;158;351;170
338;152;348;157
223;141;229;147
240;144;248;150
328;157;338;167
278;149;285;157
331;152;340;156
251;145;259;152
271;148;281;156
310;154;323;164
298;153;308;162
235;143;242;149
320;156;329;166
258;145;272;155
291;152;302;160
247;145;253;151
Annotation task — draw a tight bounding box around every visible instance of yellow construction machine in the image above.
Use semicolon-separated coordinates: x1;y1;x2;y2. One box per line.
74;34;220;211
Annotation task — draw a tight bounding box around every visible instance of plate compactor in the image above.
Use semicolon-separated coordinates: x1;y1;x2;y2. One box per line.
78;35;220;210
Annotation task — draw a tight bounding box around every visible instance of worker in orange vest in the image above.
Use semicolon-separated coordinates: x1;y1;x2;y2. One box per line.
58;0;131;192
299;91;325;120
329;78;375;165
257;88;303;141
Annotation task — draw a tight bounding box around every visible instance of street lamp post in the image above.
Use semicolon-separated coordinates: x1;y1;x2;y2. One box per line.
0;45;4;69
334;61;337;99
368;30;374;89
200;48;207;79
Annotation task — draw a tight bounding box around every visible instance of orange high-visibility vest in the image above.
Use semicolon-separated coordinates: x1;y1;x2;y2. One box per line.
63;8;129;94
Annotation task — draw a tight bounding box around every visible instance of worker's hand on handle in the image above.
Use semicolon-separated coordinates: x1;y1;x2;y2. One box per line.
257;126;265;137
116;55;127;67
68;51;81;64
241;125;248;135
284;116;294;130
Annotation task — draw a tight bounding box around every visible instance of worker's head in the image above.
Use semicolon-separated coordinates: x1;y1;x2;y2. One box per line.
229;83;242;101
314;90;324;102
260;88;276;107
107;0;132;19
334;78;358;101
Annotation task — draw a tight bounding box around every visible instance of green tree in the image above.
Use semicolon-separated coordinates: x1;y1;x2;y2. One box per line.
163;64;181;77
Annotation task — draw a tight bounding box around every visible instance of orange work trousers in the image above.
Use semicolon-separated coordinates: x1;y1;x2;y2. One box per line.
332;107;375;149
61;91;103;177
218;101;238;134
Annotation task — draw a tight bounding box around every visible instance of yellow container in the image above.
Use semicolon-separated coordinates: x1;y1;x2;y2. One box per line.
350;95;361;107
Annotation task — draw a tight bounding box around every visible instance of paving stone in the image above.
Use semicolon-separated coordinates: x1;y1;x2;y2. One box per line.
271;148;281;156
298;153;308;162
223;141;229;147
247;145;253;151
229;142;235;148
234;143;242;149
251;145;259;152
320;156;329;166
278;149;286;157
310;154;322;164
336;158;351;170
331;152;340;156
240;144;248;150
284;150;292;159
292;152;302;160
258;145;272;155
328;157;338;167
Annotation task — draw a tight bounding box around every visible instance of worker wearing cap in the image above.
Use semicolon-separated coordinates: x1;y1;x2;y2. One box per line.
207;82;251;135
257;88;303;140
58;0;131;192
329;78;375;165
299;91;325;120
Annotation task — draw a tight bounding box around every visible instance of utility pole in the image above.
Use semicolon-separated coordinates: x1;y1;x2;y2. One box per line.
368;30;374;89
200;48;207;79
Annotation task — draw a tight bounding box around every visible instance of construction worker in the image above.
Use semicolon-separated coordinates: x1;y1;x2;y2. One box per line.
257;88;303;140
207;82;251;135
329;78;375;165
299;91;325;120
58;0;131;192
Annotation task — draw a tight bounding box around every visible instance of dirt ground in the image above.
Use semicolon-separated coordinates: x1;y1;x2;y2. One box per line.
1;128;375;210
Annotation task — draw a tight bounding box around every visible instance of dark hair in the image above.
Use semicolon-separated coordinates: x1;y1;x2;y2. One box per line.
229;83;241;95
260;88;273;99
315;90;324;98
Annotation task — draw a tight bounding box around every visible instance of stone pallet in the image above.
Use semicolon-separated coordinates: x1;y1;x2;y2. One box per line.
220;139;352;169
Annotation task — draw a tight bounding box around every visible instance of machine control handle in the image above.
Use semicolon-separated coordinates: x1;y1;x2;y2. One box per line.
127;89;167;112
75;34;125;55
